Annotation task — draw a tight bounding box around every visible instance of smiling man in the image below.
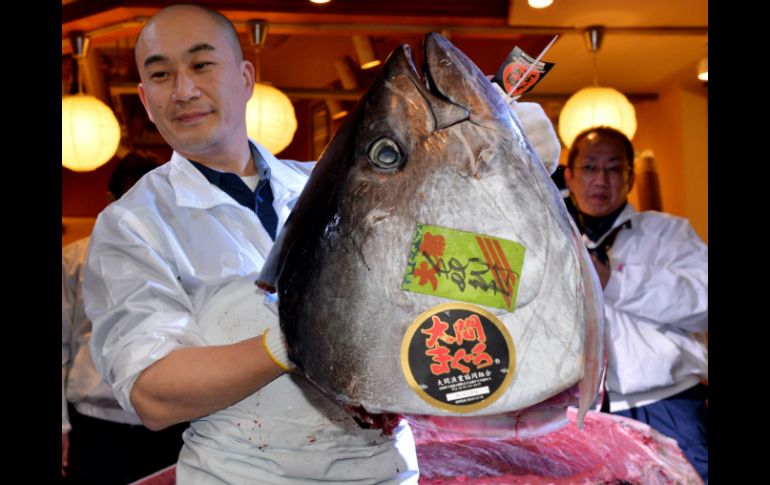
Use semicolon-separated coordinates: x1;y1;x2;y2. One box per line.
135;7;254;174
83;5;419;483
564;127;709;483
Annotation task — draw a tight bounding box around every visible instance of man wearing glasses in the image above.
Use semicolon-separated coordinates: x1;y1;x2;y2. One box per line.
564;127;708;483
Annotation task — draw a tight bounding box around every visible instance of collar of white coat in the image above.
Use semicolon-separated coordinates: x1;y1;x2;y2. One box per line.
582;203;638;249
168;140;308;212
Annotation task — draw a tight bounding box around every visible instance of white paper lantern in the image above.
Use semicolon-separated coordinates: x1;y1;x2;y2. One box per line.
528;0;554;8
245;83;298;155
558;86;637;149
62;94;121;172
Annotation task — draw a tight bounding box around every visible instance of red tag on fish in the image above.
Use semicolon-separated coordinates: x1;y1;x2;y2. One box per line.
492;46;554;98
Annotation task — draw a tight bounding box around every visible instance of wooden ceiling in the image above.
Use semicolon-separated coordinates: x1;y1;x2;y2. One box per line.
62;0;708;96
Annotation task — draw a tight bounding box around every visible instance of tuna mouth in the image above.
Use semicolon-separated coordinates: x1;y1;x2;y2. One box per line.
395;34;470;130
421;43;454;104
395;43;443;101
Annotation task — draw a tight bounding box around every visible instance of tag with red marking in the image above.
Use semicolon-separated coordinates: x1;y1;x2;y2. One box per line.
492;46;554;98
402;224;526;311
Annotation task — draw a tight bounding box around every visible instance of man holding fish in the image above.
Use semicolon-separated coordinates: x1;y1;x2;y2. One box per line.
83;4;564;483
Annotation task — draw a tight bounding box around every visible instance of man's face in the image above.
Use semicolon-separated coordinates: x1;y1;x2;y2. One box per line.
135;8;254;160
564;133;634;217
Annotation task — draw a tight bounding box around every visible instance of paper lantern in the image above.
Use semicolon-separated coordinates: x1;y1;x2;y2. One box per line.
528;0;554;8
558;86;637;149
245;83;298;155
62;94;121;172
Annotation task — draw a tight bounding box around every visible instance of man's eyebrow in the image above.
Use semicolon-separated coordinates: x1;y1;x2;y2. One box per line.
144;54;168;68
143;44;215;68
188;43;216;55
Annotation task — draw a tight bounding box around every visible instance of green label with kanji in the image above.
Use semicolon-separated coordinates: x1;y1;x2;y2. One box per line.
401;224;525;311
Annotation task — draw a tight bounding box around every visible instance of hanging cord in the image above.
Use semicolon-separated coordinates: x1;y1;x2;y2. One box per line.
69;56;81;95
254;47;261;83
69;31;88;95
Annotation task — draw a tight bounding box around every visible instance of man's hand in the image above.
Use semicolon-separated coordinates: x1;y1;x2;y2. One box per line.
62;432;69;477
510;101;561;175
490;81;561;174
590;252;611;289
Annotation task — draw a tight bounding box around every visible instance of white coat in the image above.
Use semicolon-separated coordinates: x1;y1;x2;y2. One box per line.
83;143;419;484
62;236;143;432
586;204;708;411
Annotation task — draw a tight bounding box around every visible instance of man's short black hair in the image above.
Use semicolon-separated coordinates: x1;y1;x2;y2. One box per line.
108;152;161;199
567;126;635;171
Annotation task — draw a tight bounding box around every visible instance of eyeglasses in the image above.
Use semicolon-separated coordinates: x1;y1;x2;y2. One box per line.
573;164;631;179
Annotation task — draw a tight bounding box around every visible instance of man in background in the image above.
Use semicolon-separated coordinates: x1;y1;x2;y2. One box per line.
563;126;708;482
62;152;188;484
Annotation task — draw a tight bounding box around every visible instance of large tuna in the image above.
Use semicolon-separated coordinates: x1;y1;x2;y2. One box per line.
259;32;603;435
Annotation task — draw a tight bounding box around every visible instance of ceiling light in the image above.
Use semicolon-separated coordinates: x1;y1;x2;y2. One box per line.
62;32;120;172
352;36;381;70
528;0;554;8
246;84;298;154
335;58;359;89
697;56;708;82
558;26;637;148
245;20;298;155
326;99;349;120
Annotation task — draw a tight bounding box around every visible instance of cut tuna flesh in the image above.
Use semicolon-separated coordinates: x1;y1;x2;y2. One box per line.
413;407;702;485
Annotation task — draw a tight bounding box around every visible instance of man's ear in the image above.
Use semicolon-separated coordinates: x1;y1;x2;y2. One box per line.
626;171;635;193
564;166;575;193
138;83;155;123
241;60;255;99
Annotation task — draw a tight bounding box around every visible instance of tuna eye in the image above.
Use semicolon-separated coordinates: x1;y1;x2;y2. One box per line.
368;138;403;169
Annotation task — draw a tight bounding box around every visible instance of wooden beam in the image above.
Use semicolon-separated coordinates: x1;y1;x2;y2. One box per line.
507;0;516;26
64;16;708;52
109;83;658;102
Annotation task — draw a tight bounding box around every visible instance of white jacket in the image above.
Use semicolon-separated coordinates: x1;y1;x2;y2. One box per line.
83;144;418;484
62;237;143;433
586;204;708;411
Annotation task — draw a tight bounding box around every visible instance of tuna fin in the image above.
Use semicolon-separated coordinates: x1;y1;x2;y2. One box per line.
571;220;606;428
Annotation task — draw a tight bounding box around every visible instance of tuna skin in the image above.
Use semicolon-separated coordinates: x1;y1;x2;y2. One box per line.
259;33;603;426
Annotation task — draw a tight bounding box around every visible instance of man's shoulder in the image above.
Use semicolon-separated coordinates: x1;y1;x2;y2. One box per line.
267;158;314;196
631;210;701;242
108;163;173;211
93;164;176;236
276;159;315;178
632;209;691;227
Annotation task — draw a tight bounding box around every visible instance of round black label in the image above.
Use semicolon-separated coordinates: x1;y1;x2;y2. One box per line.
401;302;515;412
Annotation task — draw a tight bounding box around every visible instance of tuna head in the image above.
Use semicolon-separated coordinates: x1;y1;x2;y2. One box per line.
259;33;603;431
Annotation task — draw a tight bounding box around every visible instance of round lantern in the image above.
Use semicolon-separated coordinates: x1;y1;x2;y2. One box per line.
62;94;121;172
558;86;637;149
245;83;298;155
